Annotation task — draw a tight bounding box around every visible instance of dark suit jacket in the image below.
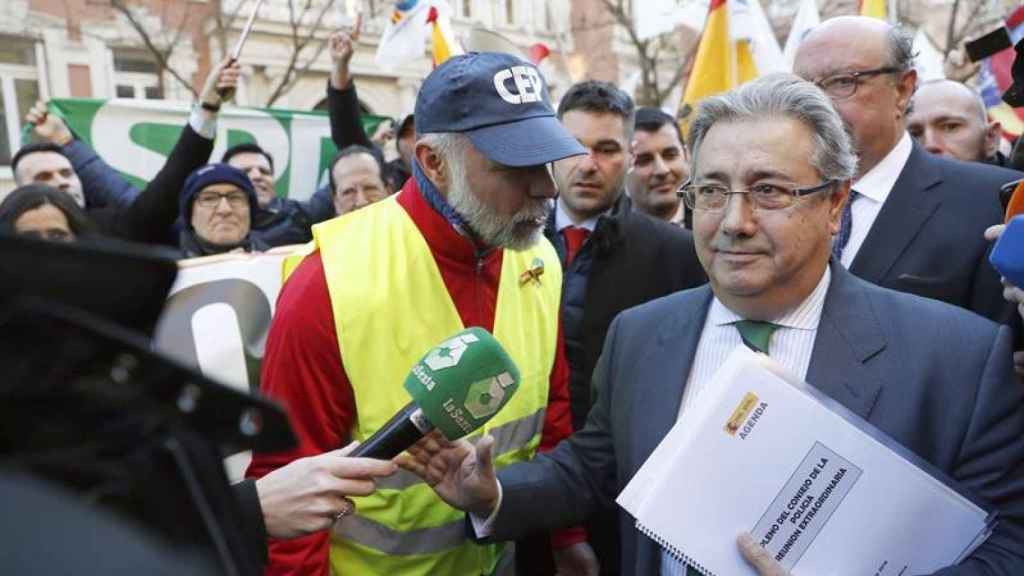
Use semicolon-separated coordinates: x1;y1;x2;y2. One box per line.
545;194;706;430
851;144;1021;326
491;265;1024;575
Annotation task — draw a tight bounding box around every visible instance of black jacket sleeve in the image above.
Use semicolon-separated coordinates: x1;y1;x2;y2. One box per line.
327;81;386;165
328;81;374;150
106;124;214;244
231;479;269;566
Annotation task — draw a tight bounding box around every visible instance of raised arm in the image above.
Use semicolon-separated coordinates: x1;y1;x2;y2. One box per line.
25;100;139;210
111;58;239;243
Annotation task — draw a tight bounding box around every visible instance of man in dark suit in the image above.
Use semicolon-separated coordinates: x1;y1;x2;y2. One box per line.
539;81;705;575
398;74;1024;575
548;80;706;433
793;17;1020;327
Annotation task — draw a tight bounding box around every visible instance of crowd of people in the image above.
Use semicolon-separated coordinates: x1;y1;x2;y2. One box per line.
3;12;1024;576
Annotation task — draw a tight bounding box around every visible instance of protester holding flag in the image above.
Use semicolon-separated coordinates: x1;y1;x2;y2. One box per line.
17;58;240;245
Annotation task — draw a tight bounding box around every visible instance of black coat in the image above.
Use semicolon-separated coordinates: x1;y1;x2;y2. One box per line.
547;194;707;430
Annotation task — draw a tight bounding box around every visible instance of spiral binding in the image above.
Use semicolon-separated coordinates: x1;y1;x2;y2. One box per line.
636;520;715;576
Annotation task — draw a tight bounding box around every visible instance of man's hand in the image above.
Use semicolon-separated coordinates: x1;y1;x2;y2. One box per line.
198;57;241;110
397;431;500;517
737;532;789;576
25;100;73;146
984;224;1024;376
371;120;395;148
254;442;397;540
329;12;362;90
553;541;600;576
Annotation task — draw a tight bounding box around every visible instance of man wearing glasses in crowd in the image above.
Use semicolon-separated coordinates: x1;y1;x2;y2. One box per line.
792;16;1020;328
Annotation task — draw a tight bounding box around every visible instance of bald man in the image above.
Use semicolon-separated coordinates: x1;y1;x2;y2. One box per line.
792;16;1019;327
907;79;1003;163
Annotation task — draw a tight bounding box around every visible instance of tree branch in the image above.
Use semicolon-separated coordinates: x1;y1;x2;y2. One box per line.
110;0;197;98
264;0;338;107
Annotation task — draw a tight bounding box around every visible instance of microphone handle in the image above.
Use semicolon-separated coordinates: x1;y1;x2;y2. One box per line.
348;402;435;459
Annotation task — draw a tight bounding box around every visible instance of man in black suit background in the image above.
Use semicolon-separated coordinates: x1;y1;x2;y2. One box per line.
535;80;705;575
793;17;1020;326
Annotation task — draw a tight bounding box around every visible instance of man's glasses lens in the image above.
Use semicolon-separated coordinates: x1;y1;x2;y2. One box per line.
198;192;248;208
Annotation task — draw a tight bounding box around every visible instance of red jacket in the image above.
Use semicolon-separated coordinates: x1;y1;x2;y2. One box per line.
246;179;579;575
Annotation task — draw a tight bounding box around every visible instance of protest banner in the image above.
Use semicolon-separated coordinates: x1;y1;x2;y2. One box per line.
47;98;388;201
154;249;296;479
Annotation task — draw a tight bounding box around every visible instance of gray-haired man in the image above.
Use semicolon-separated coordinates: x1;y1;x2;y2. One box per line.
399;74;1024;576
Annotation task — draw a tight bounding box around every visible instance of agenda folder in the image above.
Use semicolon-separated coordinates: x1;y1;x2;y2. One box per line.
617;346;995;576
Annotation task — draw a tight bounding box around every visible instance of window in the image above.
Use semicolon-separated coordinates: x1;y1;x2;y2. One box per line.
113;50;164;100
461;0;472;18
0;35;41;166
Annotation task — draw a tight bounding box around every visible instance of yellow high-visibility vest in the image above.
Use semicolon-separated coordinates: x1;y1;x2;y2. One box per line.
302;196;561;575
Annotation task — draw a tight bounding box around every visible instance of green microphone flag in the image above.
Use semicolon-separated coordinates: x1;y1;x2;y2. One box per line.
404;327;521;441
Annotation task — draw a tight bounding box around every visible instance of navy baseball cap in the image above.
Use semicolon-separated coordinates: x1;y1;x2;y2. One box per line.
415;52;586;167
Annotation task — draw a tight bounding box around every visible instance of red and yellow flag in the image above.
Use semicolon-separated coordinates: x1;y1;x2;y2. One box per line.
680;0;733;132
426;3;463;67
859;0;887;20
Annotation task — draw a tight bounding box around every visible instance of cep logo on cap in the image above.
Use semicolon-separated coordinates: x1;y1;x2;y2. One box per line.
493;65;544;105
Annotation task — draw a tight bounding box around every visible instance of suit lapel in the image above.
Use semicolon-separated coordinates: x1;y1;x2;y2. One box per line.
806;266;886;420
631;286;711;575
850;144;943;283
634;286;712;471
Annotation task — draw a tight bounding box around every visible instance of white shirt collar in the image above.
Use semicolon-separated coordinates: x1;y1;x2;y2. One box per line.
555;198;604;232
708;265;832;331
851;132;913;203
669;202;686;226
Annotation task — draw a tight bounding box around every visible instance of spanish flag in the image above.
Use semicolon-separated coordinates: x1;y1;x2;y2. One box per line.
859;0;887;20
680;0;733;132
426;1;463;67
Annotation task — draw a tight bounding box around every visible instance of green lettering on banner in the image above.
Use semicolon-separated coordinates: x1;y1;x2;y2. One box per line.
46;98;387;201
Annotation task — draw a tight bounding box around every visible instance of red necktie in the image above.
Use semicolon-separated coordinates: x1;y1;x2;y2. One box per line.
562;226;591;266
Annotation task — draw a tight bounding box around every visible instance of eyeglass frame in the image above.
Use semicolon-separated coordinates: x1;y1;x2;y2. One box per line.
194;190;251;209
813;66;902;100
677;179;838;213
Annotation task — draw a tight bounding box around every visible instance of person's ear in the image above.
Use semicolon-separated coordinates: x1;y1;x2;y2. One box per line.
895;69;918;120
828;181;852;236
984;121;1003;160
414;142;448;189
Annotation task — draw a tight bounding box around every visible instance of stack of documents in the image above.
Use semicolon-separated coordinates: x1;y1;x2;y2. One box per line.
617;347;995;576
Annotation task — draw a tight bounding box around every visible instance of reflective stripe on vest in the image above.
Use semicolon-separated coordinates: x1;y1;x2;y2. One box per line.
314;196;561;575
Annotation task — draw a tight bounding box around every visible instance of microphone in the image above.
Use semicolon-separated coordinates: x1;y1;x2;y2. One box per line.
1001;179;1024;221
990;214;1024;287
349;327;521;459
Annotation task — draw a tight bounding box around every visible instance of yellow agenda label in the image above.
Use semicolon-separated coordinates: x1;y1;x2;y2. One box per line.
725;392;760;436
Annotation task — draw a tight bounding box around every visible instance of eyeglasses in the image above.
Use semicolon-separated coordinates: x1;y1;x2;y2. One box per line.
678;180;837;212
815;67;900;100
195;191;249;209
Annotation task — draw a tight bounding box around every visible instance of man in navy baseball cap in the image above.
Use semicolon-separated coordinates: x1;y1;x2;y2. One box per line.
416;51;585;167
410;51;586;250
247;52;593;576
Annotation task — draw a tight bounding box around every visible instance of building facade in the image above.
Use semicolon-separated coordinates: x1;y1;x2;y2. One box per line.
2;0;667;194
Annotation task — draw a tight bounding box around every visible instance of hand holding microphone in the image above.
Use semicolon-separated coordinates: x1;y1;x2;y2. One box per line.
349;326;521;460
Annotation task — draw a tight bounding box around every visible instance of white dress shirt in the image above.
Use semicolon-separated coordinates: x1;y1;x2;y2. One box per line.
840;132;913;268
555;197;603;233
662;267;831;574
